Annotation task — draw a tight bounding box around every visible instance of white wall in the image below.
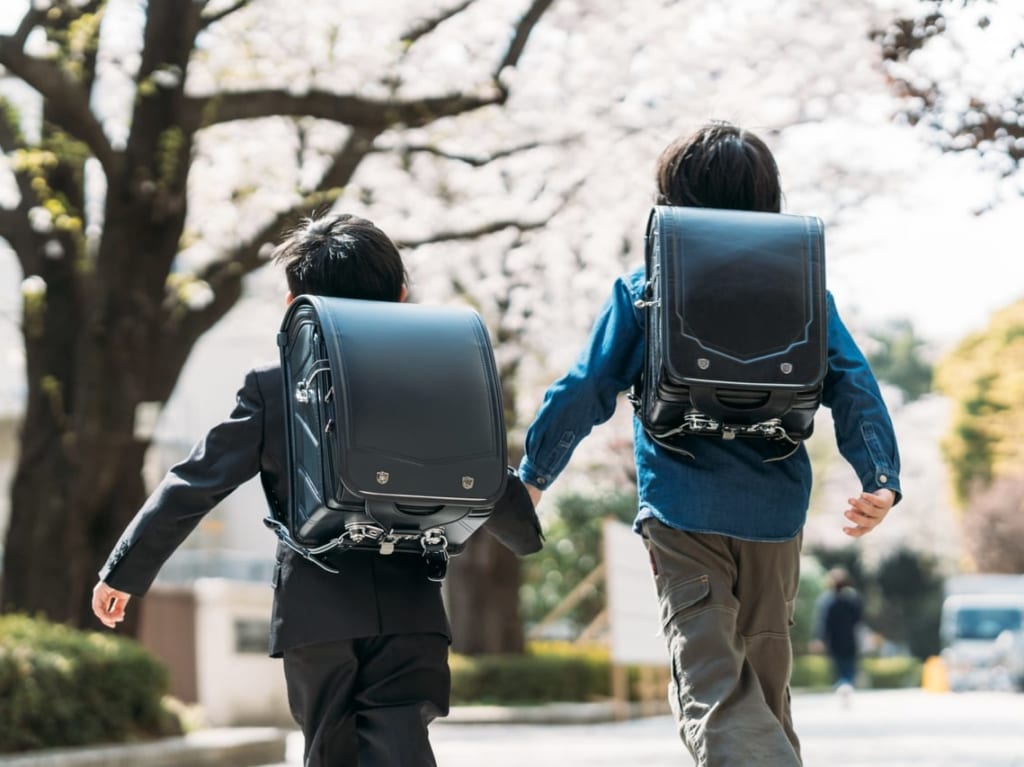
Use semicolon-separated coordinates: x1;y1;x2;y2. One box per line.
192;578;293;727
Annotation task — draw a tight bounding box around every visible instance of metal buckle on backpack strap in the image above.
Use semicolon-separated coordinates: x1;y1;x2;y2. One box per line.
264;516;457;579
421;528;450;582
649;412;802;459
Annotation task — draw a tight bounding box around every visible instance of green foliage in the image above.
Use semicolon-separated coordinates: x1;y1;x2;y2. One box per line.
867;548;945;660
865;318;934;402
0;96;25;145
450;641;671;705
156;127;185;189
806;545;945;661
451;642;923;704
935;299;1024;504
791;655;921;689
790;654;832;688
791;556;825;655
862;656;923;689
0;615;179;754
520;491;637;630
450;644;611;704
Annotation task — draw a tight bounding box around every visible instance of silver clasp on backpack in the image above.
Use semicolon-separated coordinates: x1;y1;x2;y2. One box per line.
634;280;660;309
295;361;332;404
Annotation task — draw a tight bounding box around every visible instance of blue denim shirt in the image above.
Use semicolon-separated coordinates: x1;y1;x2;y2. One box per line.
518;265;901;541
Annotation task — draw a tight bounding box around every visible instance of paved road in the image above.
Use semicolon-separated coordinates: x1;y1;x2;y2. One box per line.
275;689;1024;766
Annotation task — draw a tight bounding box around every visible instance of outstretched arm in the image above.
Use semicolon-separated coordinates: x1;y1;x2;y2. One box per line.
518;273;645;492
97;369;266;598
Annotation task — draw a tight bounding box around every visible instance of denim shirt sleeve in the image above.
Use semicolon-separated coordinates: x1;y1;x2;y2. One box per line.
518;271;645;490
822;293;903;502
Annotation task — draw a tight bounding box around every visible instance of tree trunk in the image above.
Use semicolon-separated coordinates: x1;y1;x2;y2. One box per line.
2;258;154;632
2;176;191;634
4;423;148;633
447;534;524;655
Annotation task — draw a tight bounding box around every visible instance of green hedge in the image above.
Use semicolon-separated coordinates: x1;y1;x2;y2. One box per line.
0;614;180;754
451;642;612;704
451;643;923;705
862;656;923;688
791;654;923;690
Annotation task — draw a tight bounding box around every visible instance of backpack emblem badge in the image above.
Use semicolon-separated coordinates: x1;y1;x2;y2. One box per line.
376;471;390;485
462;476;475;490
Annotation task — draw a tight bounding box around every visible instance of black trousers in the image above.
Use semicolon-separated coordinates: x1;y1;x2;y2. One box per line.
283;634;451;767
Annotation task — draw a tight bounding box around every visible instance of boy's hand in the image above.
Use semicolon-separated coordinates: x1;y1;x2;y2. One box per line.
91;581;131;629
842;488;895;538
526;484;543;508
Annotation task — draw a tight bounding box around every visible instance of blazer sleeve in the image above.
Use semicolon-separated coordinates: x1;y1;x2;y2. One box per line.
99;369;267;595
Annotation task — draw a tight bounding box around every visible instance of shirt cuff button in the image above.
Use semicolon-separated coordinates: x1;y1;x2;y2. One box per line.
879;474;888;484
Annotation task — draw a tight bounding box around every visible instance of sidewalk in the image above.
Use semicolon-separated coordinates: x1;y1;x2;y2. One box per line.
0;702;659;767
0;728;289;767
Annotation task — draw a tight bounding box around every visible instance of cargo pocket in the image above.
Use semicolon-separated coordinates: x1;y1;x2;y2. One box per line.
660;574;711;634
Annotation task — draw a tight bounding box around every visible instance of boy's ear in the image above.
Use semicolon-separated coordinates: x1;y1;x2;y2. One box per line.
399;285;408;303
285;291;294;306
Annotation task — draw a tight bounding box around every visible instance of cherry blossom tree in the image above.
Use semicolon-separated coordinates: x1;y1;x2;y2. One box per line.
0;0;555;637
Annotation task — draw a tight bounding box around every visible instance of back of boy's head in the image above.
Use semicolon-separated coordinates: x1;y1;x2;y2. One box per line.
272;213;407;301
655;121;781;213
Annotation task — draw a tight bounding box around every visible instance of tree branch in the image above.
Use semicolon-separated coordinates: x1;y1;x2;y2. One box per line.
396;217;548;249
188;88;503;131
189;0;555;133
0;45;118;174
492;0;557;81
11;8;45;49
396;175;582;249
387;131;578;167
199;0;254;30
401;0;478;47
392;140;544;167
162;126;382;373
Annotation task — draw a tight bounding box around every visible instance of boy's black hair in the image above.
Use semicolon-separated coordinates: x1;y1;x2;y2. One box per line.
272;213;407;301
655;121;782;213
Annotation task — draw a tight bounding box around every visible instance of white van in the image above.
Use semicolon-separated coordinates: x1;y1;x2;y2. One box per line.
940;575;1024;692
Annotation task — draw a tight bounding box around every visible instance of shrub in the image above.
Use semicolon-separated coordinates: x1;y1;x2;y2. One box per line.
451;641;673;705
791;653;923;690
0;614;179;754
790;654;833;689
450;645;610;704
862;656;922;688
450;643;924;706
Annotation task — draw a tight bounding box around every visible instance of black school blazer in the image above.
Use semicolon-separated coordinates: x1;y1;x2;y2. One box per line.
99;365;450;657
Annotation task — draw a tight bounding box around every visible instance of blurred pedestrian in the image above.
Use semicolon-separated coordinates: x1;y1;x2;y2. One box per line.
813;567;865;703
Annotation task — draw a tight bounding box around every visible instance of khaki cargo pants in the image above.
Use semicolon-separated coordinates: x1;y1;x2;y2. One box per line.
641;518;803;767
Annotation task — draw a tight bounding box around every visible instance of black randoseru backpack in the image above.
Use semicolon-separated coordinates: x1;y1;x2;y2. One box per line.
632;205;827;458
265;295;508;581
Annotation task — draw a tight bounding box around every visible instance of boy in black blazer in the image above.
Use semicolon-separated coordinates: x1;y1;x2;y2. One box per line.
94;214;457;766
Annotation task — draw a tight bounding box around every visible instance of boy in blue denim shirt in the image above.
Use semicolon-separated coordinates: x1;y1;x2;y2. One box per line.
519;122;900;766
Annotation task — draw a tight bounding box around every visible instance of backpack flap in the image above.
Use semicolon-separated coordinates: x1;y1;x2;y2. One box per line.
640;206;826;442
313;296;508;509
274;296;507;578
